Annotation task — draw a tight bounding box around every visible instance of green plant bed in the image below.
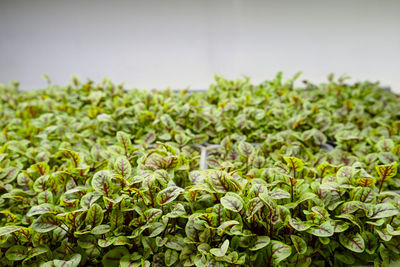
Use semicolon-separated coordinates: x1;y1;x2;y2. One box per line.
0;74;400;266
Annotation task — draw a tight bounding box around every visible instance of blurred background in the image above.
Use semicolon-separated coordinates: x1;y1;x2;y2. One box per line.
0;0;399;92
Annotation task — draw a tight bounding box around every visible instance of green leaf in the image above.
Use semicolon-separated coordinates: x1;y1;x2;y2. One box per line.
85;203;104;227
376;139;395;152
288;217;311;231
164;249;179;266
0;165;22;183
149;222;167;237
6;245;28;261
31;214;60;233
91;225;111;236
362;231;378;254
92;170;112;195
336;166;354;183
246;197;264;219
102;247;129;267
284;157;304;172
80;191;102;209
38;190;54;204
220;192;244;212
376;228;392;241
144;208;163;222
160;114;177;129
27;203;54;217
142;236;157;254
109;209;124;229
378;152;397;165
313;129;327;145
290;235;307;254
249;236;271;251
194;254;208;267
269;188;291;199
370;203;399;219
30;161;50;175
119;255;138;267
386;224;400;236
210;239;229;257
332;220;350;233
217;220;240;236
116;131;132;151
316;162;336;178
339;233;365;253
114;156;131;178
334;252;356;265
309;221;334;237
113;236;130;246
0;226;23;236
58;150;81;168
165;235;185;251
77;235;97;249
25;244;50;260
336;214;362;231
376;162;398;179
156;186;184;205
203;170;240;193
98;238;115;248
238;142;255;158
165;203;186;218
270;240;292;264
54;254;81;267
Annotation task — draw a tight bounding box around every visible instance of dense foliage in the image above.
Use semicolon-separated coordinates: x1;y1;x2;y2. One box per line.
0;73;400;266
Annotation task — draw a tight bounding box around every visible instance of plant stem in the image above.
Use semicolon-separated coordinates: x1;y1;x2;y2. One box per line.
379;169;388;193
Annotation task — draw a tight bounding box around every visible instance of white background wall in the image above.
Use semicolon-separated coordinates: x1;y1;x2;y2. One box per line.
1;0;399;92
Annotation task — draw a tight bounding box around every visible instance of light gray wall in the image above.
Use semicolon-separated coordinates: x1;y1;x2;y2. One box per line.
1;0;399;92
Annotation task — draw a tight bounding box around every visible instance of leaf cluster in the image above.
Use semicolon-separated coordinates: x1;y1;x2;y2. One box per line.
0;74;400;266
